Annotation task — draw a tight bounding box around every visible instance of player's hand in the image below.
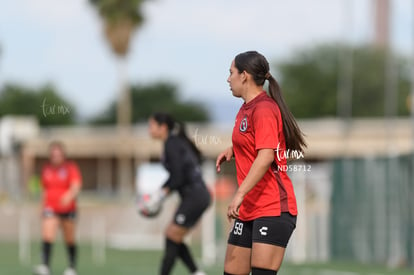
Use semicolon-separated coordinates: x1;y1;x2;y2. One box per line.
227;191;244;222
60;192;73;207
216;146;233;172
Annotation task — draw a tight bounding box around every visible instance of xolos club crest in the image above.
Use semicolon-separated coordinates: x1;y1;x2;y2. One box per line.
239;115;248;132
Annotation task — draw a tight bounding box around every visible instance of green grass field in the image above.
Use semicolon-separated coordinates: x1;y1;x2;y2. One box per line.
0;241;412;275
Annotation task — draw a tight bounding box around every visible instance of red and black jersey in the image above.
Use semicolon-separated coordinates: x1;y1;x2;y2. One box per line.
232;92;298;221
41;161;82;213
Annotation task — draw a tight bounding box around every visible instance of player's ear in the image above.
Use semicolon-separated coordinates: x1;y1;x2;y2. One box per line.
241;70;248;83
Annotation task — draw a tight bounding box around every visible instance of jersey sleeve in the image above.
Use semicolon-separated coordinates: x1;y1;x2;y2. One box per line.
162;138;185;191
252;103;280;150
68;162;82;187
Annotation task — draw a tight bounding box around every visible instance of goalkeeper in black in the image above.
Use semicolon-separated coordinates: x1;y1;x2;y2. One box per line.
148;112;211;275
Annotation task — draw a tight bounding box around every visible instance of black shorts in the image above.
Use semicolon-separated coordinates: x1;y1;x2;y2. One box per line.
173;185;211;228
43;208;77;220
228;212;297;248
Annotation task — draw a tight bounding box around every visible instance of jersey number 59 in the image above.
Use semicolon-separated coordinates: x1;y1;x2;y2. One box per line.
233;222;243;236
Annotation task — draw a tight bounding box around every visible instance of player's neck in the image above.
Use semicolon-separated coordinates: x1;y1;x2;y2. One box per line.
51;161;65;168
243;88;263;104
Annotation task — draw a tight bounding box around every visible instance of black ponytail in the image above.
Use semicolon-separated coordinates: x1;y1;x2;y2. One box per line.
175;121;202;163
234;51;306;152
267;75;306;152
151;112;202;163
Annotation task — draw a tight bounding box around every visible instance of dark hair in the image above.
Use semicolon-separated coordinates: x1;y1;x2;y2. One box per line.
151;112;202;163
234;51;306;152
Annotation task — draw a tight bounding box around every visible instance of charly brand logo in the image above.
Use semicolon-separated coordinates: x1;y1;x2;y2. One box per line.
41;98;70;117
239;115;248;132
176;214;186;225
259;226;268;236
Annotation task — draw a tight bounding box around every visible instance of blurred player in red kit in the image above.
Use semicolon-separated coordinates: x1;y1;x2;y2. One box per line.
33;141;82;275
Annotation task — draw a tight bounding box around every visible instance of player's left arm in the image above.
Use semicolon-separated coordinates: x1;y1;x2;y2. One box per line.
61;163;82;207
227;149;274;219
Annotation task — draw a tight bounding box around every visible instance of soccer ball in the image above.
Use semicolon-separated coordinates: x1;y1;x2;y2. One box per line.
136;192;163;218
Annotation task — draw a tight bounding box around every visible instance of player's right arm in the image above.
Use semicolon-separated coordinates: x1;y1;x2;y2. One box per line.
39;166;48;213
216;146;233;172
227;148;274;220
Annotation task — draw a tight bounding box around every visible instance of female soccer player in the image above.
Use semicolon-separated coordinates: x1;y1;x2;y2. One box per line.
216;51;306;275
33;141;82;275
148;113;211;275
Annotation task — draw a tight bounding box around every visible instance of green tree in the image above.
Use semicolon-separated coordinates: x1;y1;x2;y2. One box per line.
89;0;146;127
277;44;411;118
0;84;76;125
90;82;209;124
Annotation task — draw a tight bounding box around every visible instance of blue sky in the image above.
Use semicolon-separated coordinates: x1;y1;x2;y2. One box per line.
0;0;412;123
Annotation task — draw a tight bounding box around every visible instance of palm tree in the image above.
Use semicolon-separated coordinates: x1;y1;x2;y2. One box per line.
89;0;146;195
90;0;145;127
